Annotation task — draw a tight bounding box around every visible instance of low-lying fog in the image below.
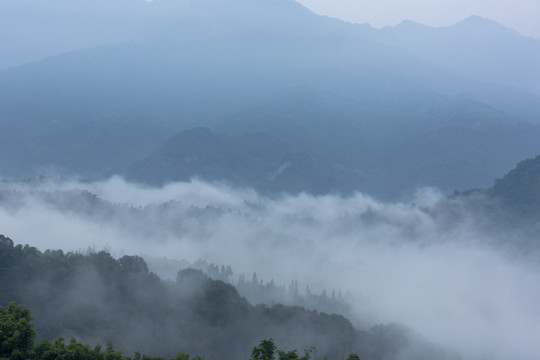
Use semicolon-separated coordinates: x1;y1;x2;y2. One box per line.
1;176;539;360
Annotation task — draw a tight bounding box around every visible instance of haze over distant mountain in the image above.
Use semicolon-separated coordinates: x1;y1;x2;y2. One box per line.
454;153;540;224
1;0;540;199
373;15;540;96
0;0;190;70
126;127;368;194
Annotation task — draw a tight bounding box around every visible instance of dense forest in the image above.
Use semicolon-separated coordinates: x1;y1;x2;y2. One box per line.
174;259;353;318
0;303;328;360
431;153;540;251
0;235;459;360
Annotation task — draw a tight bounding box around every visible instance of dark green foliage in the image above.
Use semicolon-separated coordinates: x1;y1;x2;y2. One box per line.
0;302;35;360
251;339;277;360
0;239;364;360
250;339;314;360
33;337;109;360
0;309;187;360
0;309;356;360
0;238;461;360
0;303;196;360
169;352;190;360
277;348;313;360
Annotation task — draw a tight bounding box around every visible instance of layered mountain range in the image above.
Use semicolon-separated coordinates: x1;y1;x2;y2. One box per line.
1;0;540;199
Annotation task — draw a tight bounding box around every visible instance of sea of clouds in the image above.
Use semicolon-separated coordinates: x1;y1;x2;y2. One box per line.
1;176;539;360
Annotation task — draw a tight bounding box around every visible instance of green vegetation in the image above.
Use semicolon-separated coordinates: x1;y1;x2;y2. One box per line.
0;236;459;360
0;302;34;360
250;338;314;360
0;300;197;360
0;235;357;359
0;304;358;360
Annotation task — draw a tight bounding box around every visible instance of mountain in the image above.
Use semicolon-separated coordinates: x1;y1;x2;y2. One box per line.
432;153;540;250
489;154;540;217
125;93;540;199
445;152;540;220
0;0;366;70
126;127;366;194
0;0;192;70
2;0;540;199
374;16;540;98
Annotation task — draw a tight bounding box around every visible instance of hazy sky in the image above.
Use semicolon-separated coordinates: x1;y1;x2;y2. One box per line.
295;0;540;38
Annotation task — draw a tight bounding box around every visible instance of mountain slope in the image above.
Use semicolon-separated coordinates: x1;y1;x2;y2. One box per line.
0;236;459;360
2;0;540;198
126;127;366;194
489;154;540;217
374;16;540;98
125;93;540;199
0;0;191;70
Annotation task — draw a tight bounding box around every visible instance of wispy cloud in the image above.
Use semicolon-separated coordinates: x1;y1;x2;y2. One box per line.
1;177;539;359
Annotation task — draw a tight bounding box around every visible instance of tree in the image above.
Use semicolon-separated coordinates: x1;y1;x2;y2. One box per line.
104;339;129;360
119;255;149;274
0;234;14;248
170;352;189;360
278;347;313;360
250;339;277;360
250;339;313;360
0;302;35;360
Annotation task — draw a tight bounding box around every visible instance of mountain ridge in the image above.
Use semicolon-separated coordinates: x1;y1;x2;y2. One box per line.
2;0;540;199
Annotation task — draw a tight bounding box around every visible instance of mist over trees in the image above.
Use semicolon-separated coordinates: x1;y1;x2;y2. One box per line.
2;0;540;359
0;300;354;360
167;258;353;317
0;235;458;360
432;153;540;248
2;166;540;359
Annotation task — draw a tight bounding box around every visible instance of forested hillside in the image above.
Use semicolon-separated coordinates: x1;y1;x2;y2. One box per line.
488;154;540;217
423;153;540;257
444;152;540;222
0;309;347;360
0;235;458;360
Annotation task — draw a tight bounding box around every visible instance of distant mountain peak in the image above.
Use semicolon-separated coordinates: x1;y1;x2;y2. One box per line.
183;0;310;15
390;19;431;33
457;15;506;28
179;0;318;31
461;15;494;23
395;19;427;28
452;15;519;36
389;15;516;36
